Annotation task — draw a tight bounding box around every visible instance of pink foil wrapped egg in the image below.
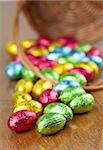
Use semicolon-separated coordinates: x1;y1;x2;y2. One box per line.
39;56;48;62
12;56;21;62
39;89;59;106
48;60;59;67
38;62;51;70
37;37;52;48
66;41;79;49
86;48;101;57
8;110;37;132
69;67;94;81
25;53;36;61
31;59;40;66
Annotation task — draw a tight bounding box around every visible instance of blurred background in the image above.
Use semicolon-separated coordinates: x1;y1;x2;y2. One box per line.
0;1;38;49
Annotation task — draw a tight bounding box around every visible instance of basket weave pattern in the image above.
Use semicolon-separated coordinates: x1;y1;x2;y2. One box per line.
22;1;103;42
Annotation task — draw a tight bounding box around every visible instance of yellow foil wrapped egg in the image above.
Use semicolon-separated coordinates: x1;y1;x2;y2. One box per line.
76;62;98;77
20;39;35;49
85;62;99;76
13;101;31;113
48;42;63;52
63;63;74;73
53;64;64;74
5;42;17;55
54;63;74;75
15;79;33;93
29;48;48;56
76;63;93;73
29;100;43;113
32;80;53;98
12;91;32;105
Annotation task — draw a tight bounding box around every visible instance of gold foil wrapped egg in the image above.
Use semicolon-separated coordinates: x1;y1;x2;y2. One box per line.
29;100;43;113
63;63;74;73
12;91;32;105
76;62;98;77
13;101;31;113
15;79;33;93
20;39;35;49
76;63;93;73
5;42;17;55
29;48;48;56
48;42;63;52
85;61;99;76
32;80;53;98
53;63;74;75
53;64;64;74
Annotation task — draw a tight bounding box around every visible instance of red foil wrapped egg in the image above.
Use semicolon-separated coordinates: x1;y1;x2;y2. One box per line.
8;110;37;132
58;36;79;49
49;60;59;67
69;67;94;81
86;48;101;57
39;89;59;106
12;56;21;62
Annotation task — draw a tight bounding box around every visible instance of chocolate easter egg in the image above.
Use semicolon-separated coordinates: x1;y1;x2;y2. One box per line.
8;110;37;132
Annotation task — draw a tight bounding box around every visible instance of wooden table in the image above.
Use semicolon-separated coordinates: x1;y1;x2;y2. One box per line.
0;41;103;150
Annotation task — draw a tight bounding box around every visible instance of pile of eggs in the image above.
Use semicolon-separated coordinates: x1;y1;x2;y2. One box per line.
5;36;103;135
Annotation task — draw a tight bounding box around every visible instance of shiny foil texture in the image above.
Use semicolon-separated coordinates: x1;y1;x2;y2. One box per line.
69;93;95;114
32;80;53;97
69;67;94;81
5;61;23;80
86;47;101;57
8;110;37;132
53;80;80;93
58;36;79;49
41;68;59;81
15;79;33;93
37;37;52;48
6;42;18;55
39;89;59;106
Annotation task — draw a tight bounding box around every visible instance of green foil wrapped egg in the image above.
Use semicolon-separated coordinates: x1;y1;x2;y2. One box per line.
44;102;73;121
76;43;92;52
60;87;86;104
57;56;69;64
69;93;95;114
21;67;38;81
37;113;66;135
41;68;59;81
59;73;87;86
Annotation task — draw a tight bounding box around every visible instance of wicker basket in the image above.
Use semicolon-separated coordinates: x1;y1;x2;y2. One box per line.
13;1;103;91
14;1;103;42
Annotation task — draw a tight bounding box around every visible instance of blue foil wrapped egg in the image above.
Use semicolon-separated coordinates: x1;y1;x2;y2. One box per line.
89;56;103;68
5;61;23;80
70;51;86;60
53;80;81;93
46;52;62;60
62;51;86;64
53;46;72;56
81;56;90;62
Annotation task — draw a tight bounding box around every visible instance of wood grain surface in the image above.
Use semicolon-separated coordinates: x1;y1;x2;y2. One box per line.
0;41;103;150
0;2;103;150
